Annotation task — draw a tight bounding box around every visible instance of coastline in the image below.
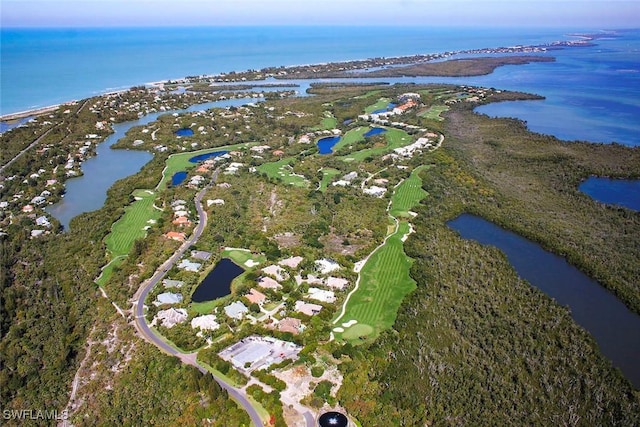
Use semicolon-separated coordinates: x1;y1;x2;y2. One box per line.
1;104;64;121
0;34;595;122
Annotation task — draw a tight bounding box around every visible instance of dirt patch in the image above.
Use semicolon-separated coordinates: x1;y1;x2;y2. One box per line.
274;232;301;248
274;362;343;408
319;231;368;256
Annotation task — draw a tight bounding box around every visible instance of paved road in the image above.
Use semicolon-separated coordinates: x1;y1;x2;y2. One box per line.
0;126;57;174
1;99;91;174
131;169;265;427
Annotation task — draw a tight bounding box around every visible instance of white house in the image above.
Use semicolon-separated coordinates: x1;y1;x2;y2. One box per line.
155;308;188;328
225;301;249;319
307;287;336;303
191;314;220;331
154;292;183;306
363;186;387;197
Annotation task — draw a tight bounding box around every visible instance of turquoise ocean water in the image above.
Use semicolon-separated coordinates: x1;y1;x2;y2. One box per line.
1;26;639;145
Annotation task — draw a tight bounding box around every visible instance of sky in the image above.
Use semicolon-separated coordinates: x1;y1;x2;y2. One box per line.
2;0;639;28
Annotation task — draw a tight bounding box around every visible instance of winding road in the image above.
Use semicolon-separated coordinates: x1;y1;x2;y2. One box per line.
131;168;266;427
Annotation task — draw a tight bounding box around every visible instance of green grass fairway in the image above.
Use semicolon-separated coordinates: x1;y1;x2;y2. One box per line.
354;90;383;99
332;127;368;153
158;142;253;188
341;128;412;162
256;157;309;187
390;165;429;218
364;98;391;114
221;248;266;268
334;167;428;343
95;256;125;287
334;220;416;342
418;105;449;121
341;324;374;340
320;114;337;130
104;189;163;258
319;168;340;192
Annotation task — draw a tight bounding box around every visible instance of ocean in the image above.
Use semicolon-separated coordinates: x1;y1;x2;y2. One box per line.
1;26;639;145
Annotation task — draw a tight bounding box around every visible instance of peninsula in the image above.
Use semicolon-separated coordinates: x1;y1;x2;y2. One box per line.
1;39;639;427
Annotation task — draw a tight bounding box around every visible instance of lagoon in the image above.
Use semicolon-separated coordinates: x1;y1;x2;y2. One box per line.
191;258;244;303
448;213;640;388
47;98;256;230
579;177;640;211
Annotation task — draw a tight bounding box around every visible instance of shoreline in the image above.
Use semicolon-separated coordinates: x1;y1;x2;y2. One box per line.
0;34;597;122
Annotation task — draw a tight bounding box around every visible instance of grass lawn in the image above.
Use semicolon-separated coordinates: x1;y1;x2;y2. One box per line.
104;189;163;258
190;299;221;315
341;128;412;162
418;105;449;121
158;142;254;189
389;165;429;218
256;157;309;187
333;220;416;343
364;97;391;114
318;168;340;192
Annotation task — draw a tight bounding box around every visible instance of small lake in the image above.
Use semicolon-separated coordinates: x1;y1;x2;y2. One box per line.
191;258;244;303
371;103;397;114
47;98;259;230
317;136;341;155
579;177;640;211
448;213;640;388
170;151;229;186
175;128;194;137
364;127;387;137
189;150;228;163
171;171;188;186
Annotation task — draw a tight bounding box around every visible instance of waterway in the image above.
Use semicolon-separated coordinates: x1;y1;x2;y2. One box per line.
579;177;640;211
191;258;244;303
47;98;257;230
447;213;640;388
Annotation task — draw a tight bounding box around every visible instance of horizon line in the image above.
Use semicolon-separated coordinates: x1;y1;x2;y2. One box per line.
2;23;636;30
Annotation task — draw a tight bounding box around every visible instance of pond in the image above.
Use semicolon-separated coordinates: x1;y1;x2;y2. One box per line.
371;102;397;114
317;136;341;155
364;127;387;137
189;150;228;163
175;128;194;137
579;177;640;211
447;213;640;388
171;171;188;186
191;258;244;303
